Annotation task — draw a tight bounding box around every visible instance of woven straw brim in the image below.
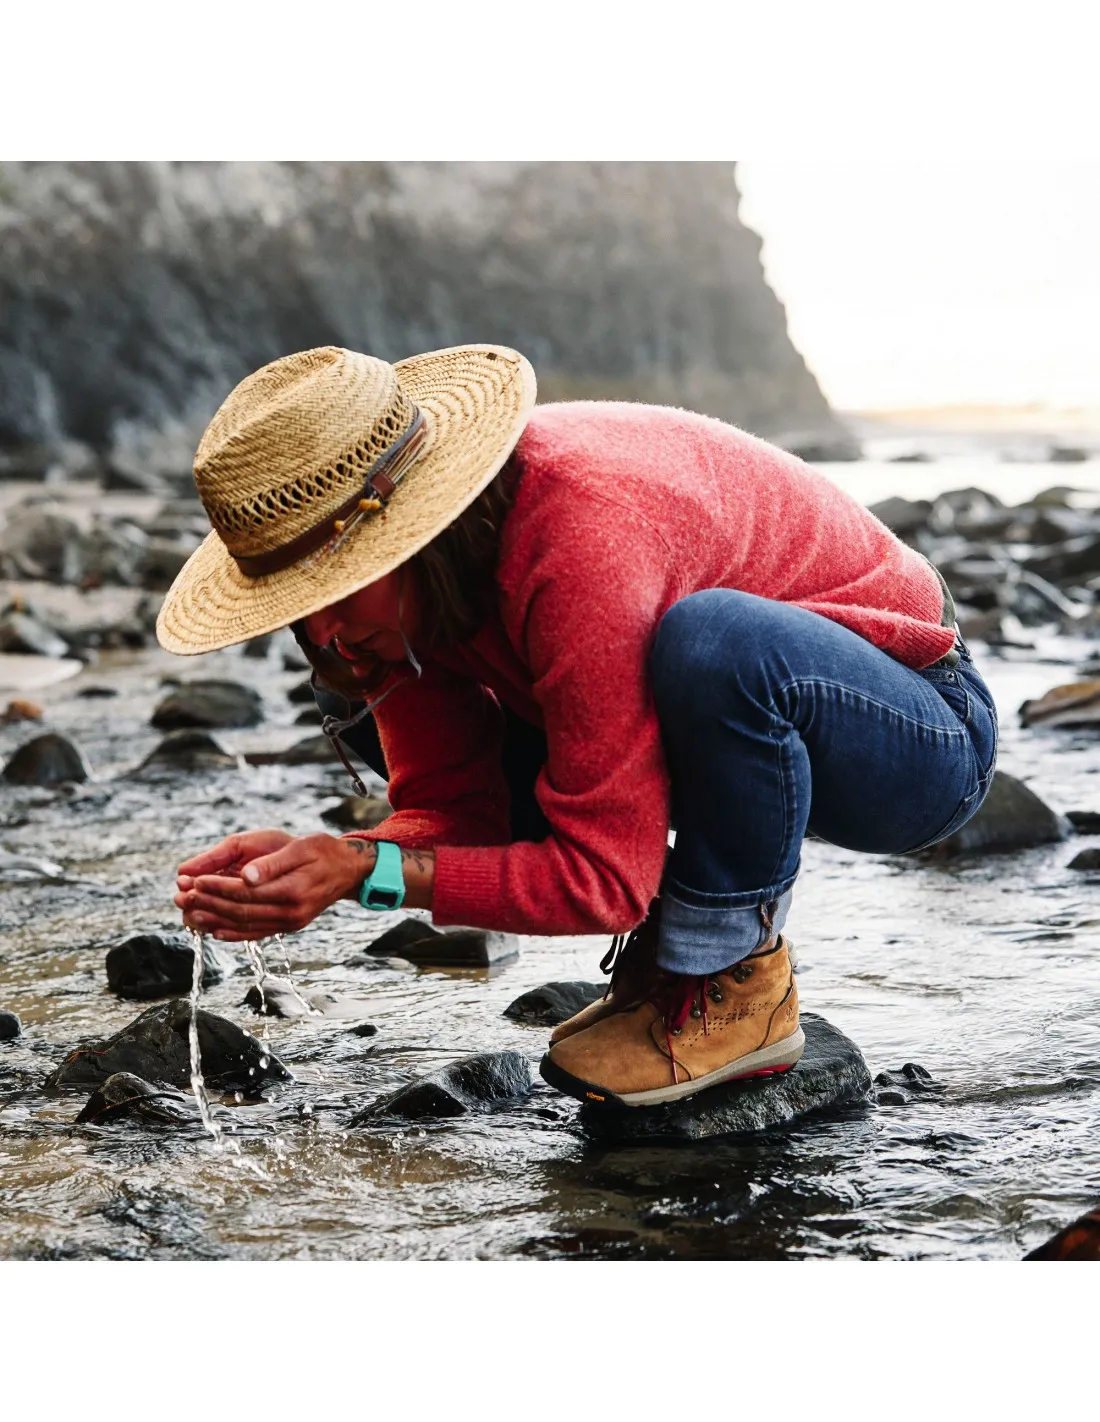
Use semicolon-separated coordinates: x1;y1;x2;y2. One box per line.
156;345;536;655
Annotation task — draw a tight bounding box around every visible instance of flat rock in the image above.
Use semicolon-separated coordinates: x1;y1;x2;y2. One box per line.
2;732;89;786
503;981;605;1027
137;729;236;774
0;610;70;659
350;1051;533;1124
0;850;65;882
873;1062;945;1106
1025;1208;1100;1260
1068;848;1100;871
105;932;231;1000
0;654;83;693
74;1072;196;1126
1020;679;1100;730
151;679;263;730
1067;811;1100;834
360;918;518;967
320;795;392;830
574;1014;871;1143
242;976;347;1020
919;771;1070;859
45;999;291;1093
0;1010;22;1040
244;734;337;766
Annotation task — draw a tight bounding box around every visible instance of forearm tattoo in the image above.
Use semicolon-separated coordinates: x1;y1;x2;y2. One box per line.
400;847;435;876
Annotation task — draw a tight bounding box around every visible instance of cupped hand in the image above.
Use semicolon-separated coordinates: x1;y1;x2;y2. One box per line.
174;831;376;942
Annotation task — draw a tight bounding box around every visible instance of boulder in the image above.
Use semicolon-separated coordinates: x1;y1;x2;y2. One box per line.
244;734;337;766
0;1010;22;1041
242;634;274;660
151;679;263;730
504;981;606;1027
287;678;316;704
45;999;292;1093
137;729;236;774
573;1013;870;1142
873;1062;945;1106
1024;535;1100;585
2;732;89;786
1067;811;1100;834
1020;680;1100;730
919;772;1071;859
1068;848;1100;872
320;795;392;831
105;932;231;1000
359;918;519;967
350;1051;533;1123
1025;1208;1100;1260
74;1072;196;1126
867;496;932;540
0;610;70;659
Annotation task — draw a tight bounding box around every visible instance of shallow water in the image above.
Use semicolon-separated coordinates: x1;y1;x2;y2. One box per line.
2;458;1099;1260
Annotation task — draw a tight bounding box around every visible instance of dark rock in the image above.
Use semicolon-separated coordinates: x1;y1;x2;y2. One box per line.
0;506;86;582
1026;485;1084;508
81;520;149;588
575;1014;870;1142
1048;445;1090;463
919;772;1071;859
888;451;932;463
0;1010;22;1040
295;707;323;725
1025;1207;1100;1260
868;496;932;539
929;487;1004;536
242;635;274;659
74;1072;195;1126
350;1051;533;1123
1020;680;1100;730
2;732;89;786
287;678;316;704
138;729;236;774
504;981;605;1027
361;917;519;967
282;648;310;672
1067;811;1100;834
1024;535;1100;585
45;999;291;1093
105;932;229;1000
0;610;70;658
349;1022;378;1038
137;729;236;774
75;685;119;698
320;795;392;830
873;1062;945;1106
1024;506;1100;544
1068;848;1100;871
243;977;327;1020
152;679;263;730
786;439;861;463
138;538;193;590
244;734;336;766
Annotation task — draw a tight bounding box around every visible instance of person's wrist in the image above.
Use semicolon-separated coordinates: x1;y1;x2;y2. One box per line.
340;837;378;899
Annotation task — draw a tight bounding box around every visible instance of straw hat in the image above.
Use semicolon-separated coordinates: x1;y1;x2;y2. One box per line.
156;344;537;655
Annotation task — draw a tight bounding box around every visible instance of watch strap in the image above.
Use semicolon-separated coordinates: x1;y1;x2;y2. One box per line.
358;840;405;911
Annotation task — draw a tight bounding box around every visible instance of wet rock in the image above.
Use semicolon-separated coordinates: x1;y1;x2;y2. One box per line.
0;610;70;659
152;679;263;730
295;706;323;725
1;698;42;723
1068;848;1100;872
74;1072;195;1126
0;1010;22;1041
282;648;310;672
320;795;392;830
1020;679;1100;730
242;634;274;659
1067;811;1100;834
504;981;605;1027
0;850;65;882
75;685;119;698
243;977;331;1019
137;729;237;774
919;771;1071;859
2;732;89;786
575;1014;870;1143
873;1062;945;1106
360;918;519;967
868;496;932;540
350;1051;533;1123
244;734;336;766
1025;1207;1100;1260
349;1022;378;1038
45;999;291;1093
287;678;316;704
105;932;230;1000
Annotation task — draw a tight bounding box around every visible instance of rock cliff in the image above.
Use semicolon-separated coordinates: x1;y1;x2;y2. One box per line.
0;161;854;478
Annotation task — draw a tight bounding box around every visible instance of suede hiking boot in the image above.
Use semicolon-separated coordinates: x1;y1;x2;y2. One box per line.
549;904;662;1045
539;937;803;1108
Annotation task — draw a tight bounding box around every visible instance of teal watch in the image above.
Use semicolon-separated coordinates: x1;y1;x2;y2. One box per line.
358;841;405;911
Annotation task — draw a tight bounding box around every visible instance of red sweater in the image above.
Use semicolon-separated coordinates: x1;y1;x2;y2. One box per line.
350;402;954;936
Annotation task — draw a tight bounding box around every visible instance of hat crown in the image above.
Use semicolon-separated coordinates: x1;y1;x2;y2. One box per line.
193;347;417;559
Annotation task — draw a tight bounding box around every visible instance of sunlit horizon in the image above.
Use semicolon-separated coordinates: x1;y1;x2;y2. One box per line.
738;161;1100;422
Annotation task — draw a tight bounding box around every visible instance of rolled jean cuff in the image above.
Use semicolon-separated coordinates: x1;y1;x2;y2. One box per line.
656;880;795;975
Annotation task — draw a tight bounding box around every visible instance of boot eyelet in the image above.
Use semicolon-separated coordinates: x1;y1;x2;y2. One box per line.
672;1027;682;1036
690;1005;702;1018
708;988;723;1003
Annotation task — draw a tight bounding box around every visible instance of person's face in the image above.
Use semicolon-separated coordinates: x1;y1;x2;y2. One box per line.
303;570;416;664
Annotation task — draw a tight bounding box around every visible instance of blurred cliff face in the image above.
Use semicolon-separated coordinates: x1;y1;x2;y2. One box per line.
0;161;854;480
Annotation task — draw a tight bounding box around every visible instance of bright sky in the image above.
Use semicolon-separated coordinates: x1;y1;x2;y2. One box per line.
737;161;1100;415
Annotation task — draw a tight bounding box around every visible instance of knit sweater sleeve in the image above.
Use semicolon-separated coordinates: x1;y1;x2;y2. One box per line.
431;496;680;936
346;658;511;849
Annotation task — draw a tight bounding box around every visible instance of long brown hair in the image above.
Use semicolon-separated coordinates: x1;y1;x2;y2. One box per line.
291;457;518;698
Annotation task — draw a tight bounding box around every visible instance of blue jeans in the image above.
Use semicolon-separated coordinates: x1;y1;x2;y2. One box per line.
650;590;999;973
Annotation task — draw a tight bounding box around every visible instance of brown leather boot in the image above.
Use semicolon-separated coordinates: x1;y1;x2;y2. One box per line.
549;905;662;1045
539;937;803;1107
